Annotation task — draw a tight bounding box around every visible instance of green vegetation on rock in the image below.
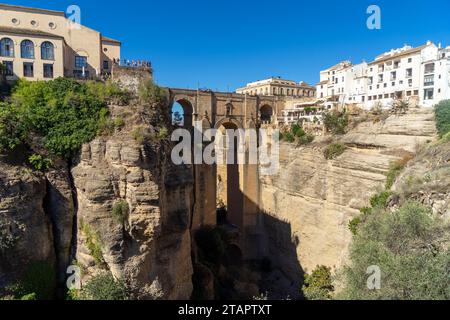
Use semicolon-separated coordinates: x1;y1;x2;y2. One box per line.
79;272;127;300
302;265;334;300
339;202;450;300
324;143;347;160
0;78;112;158
112;200;130;225
435;100;450;138
280;123;314;146
80;221;104;266
323;110;349;135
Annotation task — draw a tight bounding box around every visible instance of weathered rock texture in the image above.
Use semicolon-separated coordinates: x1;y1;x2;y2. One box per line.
0;103;195;300
392;138;450;220
259;110;438;279
0;154;55;288
71;105;194;300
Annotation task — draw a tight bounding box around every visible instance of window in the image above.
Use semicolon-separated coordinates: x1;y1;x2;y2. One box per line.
424;63;435;74
384;94;389;98
384;83;387;88
368;77;373;85
378;64;384;72
2;61;13;76
408;58;412;63
0;38;14;57
390;71;397;81
368;96;372;101
41;42;54;60
43;64;53;78
424;75;434;87
75;56;87;68
406;68;412;78
21;40;35;59
408;79;412;87
23;62;33;77
378;94;382;99
414;90;419;96
424;88;434;100
406;91;412;96
73;69;90;79
378;74;383;83
392;82;395;86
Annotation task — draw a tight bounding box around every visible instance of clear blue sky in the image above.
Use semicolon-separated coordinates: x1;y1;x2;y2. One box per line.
5;0;450;91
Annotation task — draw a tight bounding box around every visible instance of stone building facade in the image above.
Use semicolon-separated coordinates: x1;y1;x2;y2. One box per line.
0;3;121;81
236;77;315;98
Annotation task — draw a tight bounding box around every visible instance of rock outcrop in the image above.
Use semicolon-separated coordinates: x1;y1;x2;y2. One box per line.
0;102;195;300
0;152;55;289
71;113;194;299
259;109;438;279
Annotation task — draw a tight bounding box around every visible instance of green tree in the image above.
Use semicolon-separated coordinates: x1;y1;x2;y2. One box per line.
339;202;450;300
302;265;334;300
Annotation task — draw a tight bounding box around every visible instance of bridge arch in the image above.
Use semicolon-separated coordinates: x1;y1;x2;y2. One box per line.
260;104;274;123
171;98;194;128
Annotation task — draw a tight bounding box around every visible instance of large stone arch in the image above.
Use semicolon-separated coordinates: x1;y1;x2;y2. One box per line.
170;95;195;128
259;104;274;123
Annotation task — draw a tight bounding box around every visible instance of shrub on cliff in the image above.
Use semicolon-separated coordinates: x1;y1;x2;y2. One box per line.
339;202;450;300
435;100;450;138
302;265;334;300
323;111;349;135
10;261;57;300
324;143;347;160
112;200;129;225
281;123;314;145
138;79;167;105
0;78;111;158
79;272;127;300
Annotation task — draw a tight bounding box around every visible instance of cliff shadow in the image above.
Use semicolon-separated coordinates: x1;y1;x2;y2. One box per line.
257;210;305;300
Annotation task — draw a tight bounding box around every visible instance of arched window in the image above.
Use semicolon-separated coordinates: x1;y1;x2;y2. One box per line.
0;38;14;57
280;88;284;95
41;41;54;60
21;40;35;59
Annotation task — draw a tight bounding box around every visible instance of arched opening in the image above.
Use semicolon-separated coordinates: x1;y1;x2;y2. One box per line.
0;38;14;57
41;41;54;60
21;39;34;59
172;99;193;128
216;121;243;229
260;105;273;123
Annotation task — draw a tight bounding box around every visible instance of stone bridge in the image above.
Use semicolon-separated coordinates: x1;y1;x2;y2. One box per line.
168;88;285;259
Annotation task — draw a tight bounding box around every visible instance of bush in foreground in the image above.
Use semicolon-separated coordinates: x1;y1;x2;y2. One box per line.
79;272;127;300
302;265;334;300
435;100;450;138
339;202;450;300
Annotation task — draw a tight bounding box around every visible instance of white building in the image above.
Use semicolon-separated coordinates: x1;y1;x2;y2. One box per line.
316;41;450;109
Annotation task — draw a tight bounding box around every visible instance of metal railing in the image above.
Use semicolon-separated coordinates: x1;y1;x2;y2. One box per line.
113;59;151;68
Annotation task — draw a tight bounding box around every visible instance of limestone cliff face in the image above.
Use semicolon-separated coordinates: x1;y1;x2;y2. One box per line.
71;105;194;300
0;103;194;300
0;154;55;288
259;110;437;276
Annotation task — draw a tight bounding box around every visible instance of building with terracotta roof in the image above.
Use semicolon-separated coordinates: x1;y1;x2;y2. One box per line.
0;3;121;81
316;41;450;109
